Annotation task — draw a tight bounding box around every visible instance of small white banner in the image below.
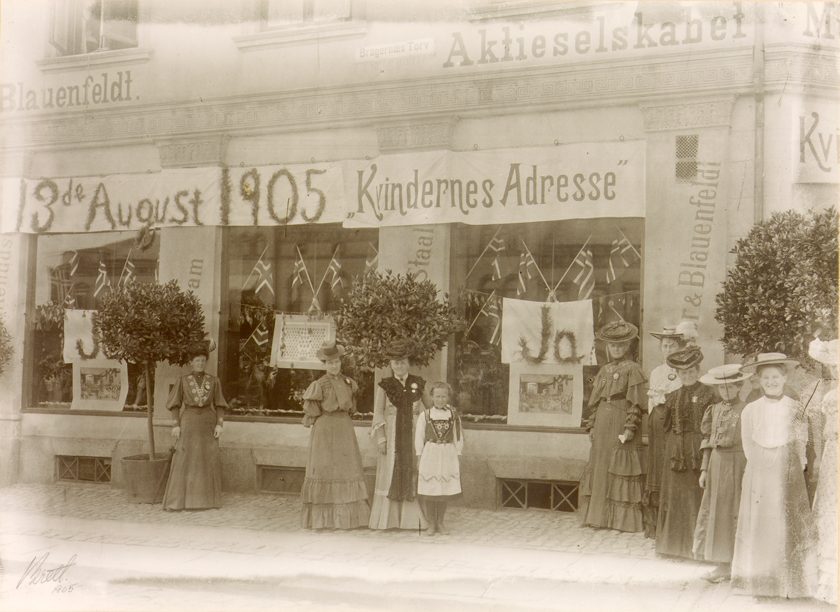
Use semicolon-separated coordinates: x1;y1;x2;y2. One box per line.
356;38;435;62
501;298;595;366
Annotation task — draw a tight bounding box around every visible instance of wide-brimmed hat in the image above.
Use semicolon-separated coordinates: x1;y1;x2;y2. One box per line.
650;325;681;340
188;338;216;359
740;352;799;374
316;341;345;362
666;346;704;370
809;339;839;367
596;320;638;343
699;364;750;385
385;338;413;360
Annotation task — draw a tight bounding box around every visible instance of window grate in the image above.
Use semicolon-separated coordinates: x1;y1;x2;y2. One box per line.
258;466;306;493
57;455;111;483
500;478;578;512
675;135;699;183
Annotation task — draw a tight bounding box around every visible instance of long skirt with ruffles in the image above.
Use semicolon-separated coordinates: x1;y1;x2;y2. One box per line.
579;398;645;532
301;410;370;529
163;406;222;510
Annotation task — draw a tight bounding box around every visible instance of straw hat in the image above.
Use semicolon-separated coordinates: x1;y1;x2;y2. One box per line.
809;338;839;367
699;364;750;385
650;325;681;340
315;341;345;362
740;352;799;374
595;320;638;343
666;346;704;370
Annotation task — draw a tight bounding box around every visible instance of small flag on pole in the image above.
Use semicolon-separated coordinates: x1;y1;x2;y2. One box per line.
94;261;111;298
605;236;641;284
479;293;502;346
291;247;308;301
517;251;538;297
119;259;136;290
488;236;506;281
364;243;379;274
571;248;595;301
242;323;271;354
326;252;343;295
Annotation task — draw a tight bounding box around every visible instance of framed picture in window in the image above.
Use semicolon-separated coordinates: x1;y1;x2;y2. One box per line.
507;362;584;428
71;360;129;411
269;314;335;370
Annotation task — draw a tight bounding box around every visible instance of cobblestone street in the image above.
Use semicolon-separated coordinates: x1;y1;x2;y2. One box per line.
0;483;832;611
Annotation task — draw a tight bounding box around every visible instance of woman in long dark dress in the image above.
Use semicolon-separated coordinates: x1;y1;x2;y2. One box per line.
655;346;717;558
300;342;370;529
579;321;647;533
163;340;227;511
369;339;429;530
643;323;693;538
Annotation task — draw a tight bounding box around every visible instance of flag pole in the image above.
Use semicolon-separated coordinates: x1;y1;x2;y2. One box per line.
519;238;551;293
296;245;316;294
242;243;271;291
118;247;133;289
552;235;592;293
465;290;497;336
313;244;340;297
465;226;503;281
614;225;642;259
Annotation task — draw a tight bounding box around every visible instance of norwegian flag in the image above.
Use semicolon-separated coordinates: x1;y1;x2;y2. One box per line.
517;251;539;297
244;252;275;305
242;322;271;354
487;236;506;281
571;247;595;301
64;250;79;276
476;292;502;346
291;246;308;301
606;236;641;284
364;242;379;274
326;251;344;295
94;261;111;298
118;259;136;290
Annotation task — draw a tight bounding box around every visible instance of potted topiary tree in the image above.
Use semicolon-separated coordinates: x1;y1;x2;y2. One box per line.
94;279;207;503
336;270;464;370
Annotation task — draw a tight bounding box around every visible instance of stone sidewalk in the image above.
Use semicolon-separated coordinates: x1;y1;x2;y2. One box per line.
0;483;832;611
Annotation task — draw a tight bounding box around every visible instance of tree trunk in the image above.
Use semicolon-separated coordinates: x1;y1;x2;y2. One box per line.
145;361;156;460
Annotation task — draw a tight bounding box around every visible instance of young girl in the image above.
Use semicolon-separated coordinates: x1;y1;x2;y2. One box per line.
693;364;750;583
731;353;816;598
415;381;464;536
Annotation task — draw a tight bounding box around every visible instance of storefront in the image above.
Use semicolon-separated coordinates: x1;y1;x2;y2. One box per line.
0;1;836;509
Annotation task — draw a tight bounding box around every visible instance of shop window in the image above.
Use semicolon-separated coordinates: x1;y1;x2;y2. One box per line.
30;232;159;410
222;225;377;418
451;219;642;424
675;134;699;183
57;455;111;483
499;478;578;512
258;0;352;29
48;0;138;57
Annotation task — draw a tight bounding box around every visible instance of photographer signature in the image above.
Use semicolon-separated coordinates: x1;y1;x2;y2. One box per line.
16;552;77;593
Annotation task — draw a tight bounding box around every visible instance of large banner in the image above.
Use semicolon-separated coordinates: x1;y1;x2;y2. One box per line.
345;141;645;227
3;163;346;234
2;142;644;233
501;298;595;366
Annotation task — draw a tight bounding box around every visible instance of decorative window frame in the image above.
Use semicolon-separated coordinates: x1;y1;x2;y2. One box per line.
36;47;152;74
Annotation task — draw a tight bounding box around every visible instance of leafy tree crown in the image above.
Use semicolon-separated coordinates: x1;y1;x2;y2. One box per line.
336;270;464;369
94;280;206;367
715;207;838;363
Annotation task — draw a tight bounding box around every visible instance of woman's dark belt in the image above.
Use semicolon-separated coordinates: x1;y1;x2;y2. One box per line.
601;393;627;402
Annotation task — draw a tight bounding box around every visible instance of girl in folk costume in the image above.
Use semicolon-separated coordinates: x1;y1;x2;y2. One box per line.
369;339;430;530
163;340;227;511
579;320;647;533
731;353;817;598
807;338;837;605
692;364;750;583
415;381;464;536
643;321;696;539
655;346;717;559
300;342;370;530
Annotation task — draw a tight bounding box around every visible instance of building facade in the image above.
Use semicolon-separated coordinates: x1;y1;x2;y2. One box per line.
0;0;836;510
